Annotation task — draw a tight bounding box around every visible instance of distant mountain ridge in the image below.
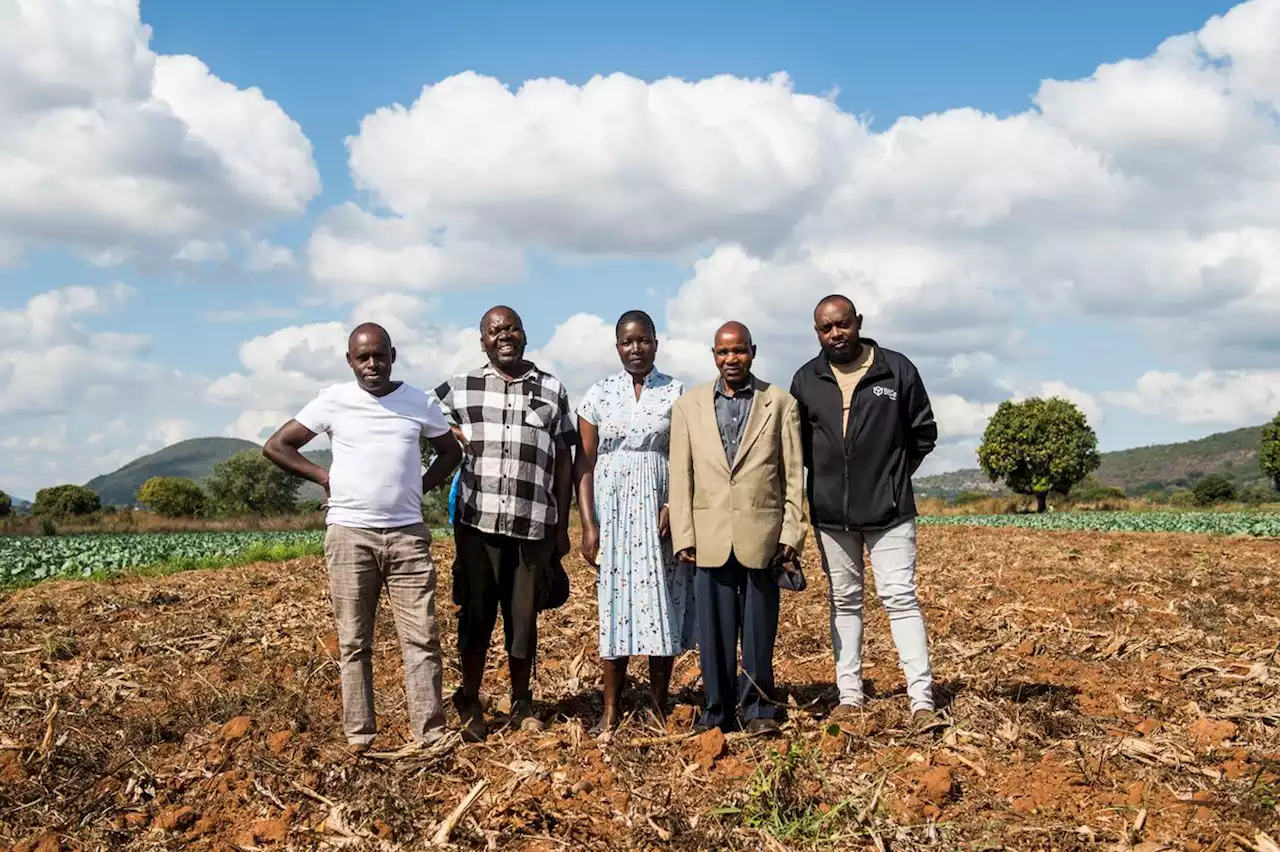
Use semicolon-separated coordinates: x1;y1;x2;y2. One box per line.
914;423;1269;499
84;437;332;506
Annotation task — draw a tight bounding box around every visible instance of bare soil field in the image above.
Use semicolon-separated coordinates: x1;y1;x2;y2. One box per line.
1;527;1277;851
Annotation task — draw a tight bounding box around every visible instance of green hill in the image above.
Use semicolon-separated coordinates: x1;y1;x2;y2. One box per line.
84;437;332;506
3;496;32;515
914;423;1270;499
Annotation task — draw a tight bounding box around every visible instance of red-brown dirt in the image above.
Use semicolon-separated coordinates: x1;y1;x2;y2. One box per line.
0;526;1277;850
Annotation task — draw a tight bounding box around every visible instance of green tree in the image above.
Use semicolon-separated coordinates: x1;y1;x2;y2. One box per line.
206;450;301;516
32;484;102;517
0;490;11;518
1191;473;1235;506
977;397;1101;513
1261;412;1280;492
136;476;207;518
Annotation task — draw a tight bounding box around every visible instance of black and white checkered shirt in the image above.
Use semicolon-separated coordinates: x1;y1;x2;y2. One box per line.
431;362;576;541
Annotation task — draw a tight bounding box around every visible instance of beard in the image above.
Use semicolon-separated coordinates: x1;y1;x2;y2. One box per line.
823;339;859;364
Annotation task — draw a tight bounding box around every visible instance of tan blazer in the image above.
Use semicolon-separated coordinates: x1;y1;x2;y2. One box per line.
668;376;807;570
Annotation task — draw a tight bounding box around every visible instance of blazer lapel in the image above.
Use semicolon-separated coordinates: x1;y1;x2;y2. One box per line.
731;378;773;472
699;384;731;474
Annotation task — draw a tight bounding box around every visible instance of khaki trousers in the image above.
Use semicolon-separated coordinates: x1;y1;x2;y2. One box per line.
324;522;445;746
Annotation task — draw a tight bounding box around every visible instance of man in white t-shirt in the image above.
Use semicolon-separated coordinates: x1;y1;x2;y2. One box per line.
263;323;462;754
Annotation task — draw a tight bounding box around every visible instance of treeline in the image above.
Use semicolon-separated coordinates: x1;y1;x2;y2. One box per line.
0;445;453;532
945;472;1269;511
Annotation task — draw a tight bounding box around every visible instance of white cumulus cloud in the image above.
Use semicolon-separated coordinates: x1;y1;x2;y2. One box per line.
0;0;320;268
343;71;863;256
1103;369;1280;425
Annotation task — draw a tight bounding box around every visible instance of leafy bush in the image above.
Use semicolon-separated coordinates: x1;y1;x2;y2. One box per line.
136;477;207;518
33;484;102;517
1192;473;1236;506
206;451;301;516
1237;483;1274;505
1069;482;1126;502
0;490;10;518
1169;489;1197;508
951;490;989;506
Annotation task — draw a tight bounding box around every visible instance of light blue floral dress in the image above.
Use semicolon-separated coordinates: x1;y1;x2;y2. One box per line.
578;369;697;659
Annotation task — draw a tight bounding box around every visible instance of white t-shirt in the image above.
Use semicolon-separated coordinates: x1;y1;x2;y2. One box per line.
294;381;451;529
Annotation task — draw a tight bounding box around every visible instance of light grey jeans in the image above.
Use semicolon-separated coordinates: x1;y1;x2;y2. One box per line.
324;522;445;746
815;520;934;712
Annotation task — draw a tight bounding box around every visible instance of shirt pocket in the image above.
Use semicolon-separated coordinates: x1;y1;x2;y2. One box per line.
524;397;555;430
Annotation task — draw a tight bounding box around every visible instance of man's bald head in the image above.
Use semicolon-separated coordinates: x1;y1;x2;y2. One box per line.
712;320;756;389
349;322;392;351
714;320;753;348
480;305;529;373
480;305;522;332
346;322;397;394
812;294;862;365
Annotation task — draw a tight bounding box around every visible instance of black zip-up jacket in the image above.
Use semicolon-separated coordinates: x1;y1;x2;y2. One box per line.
789;339;937;532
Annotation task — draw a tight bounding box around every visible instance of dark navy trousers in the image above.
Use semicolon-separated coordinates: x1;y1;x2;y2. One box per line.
695;555;780;731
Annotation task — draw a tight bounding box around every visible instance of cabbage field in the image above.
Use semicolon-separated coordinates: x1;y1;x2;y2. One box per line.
919;509;1280;536
2;512;1275;588
0;530;326;586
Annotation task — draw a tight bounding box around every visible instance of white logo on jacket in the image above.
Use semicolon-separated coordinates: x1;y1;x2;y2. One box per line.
873;386;898;400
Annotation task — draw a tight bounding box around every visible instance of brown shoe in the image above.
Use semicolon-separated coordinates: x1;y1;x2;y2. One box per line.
911;709;946;734
345;742;371;757
827;703;865;723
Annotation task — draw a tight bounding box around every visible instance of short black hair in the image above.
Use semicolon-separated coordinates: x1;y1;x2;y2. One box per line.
815;293;856;313
616;309;657;338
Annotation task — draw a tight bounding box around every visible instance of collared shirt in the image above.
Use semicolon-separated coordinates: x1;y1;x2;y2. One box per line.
431;362;575;541
713;377;755;465
830;344;876;436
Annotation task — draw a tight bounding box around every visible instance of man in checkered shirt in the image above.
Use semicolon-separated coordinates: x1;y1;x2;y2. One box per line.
431;305;576;742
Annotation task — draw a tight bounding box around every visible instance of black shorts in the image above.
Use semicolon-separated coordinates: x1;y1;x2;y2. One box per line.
452;522;555;660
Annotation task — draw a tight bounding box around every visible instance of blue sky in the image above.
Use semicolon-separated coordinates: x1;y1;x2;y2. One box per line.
3;0;1278;498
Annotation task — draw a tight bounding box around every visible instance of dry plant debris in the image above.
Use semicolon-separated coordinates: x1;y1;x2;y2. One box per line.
1;526;1278;850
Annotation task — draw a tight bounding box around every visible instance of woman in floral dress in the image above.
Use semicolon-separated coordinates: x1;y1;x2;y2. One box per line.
576;310;695;735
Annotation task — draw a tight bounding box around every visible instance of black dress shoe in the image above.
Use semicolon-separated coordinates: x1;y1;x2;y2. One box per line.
745;718;782;736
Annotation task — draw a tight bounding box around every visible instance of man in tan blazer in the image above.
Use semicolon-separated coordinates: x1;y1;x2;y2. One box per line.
668;321;807;734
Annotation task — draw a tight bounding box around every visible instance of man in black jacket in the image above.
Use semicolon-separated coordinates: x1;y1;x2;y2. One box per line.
789;294;940;728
